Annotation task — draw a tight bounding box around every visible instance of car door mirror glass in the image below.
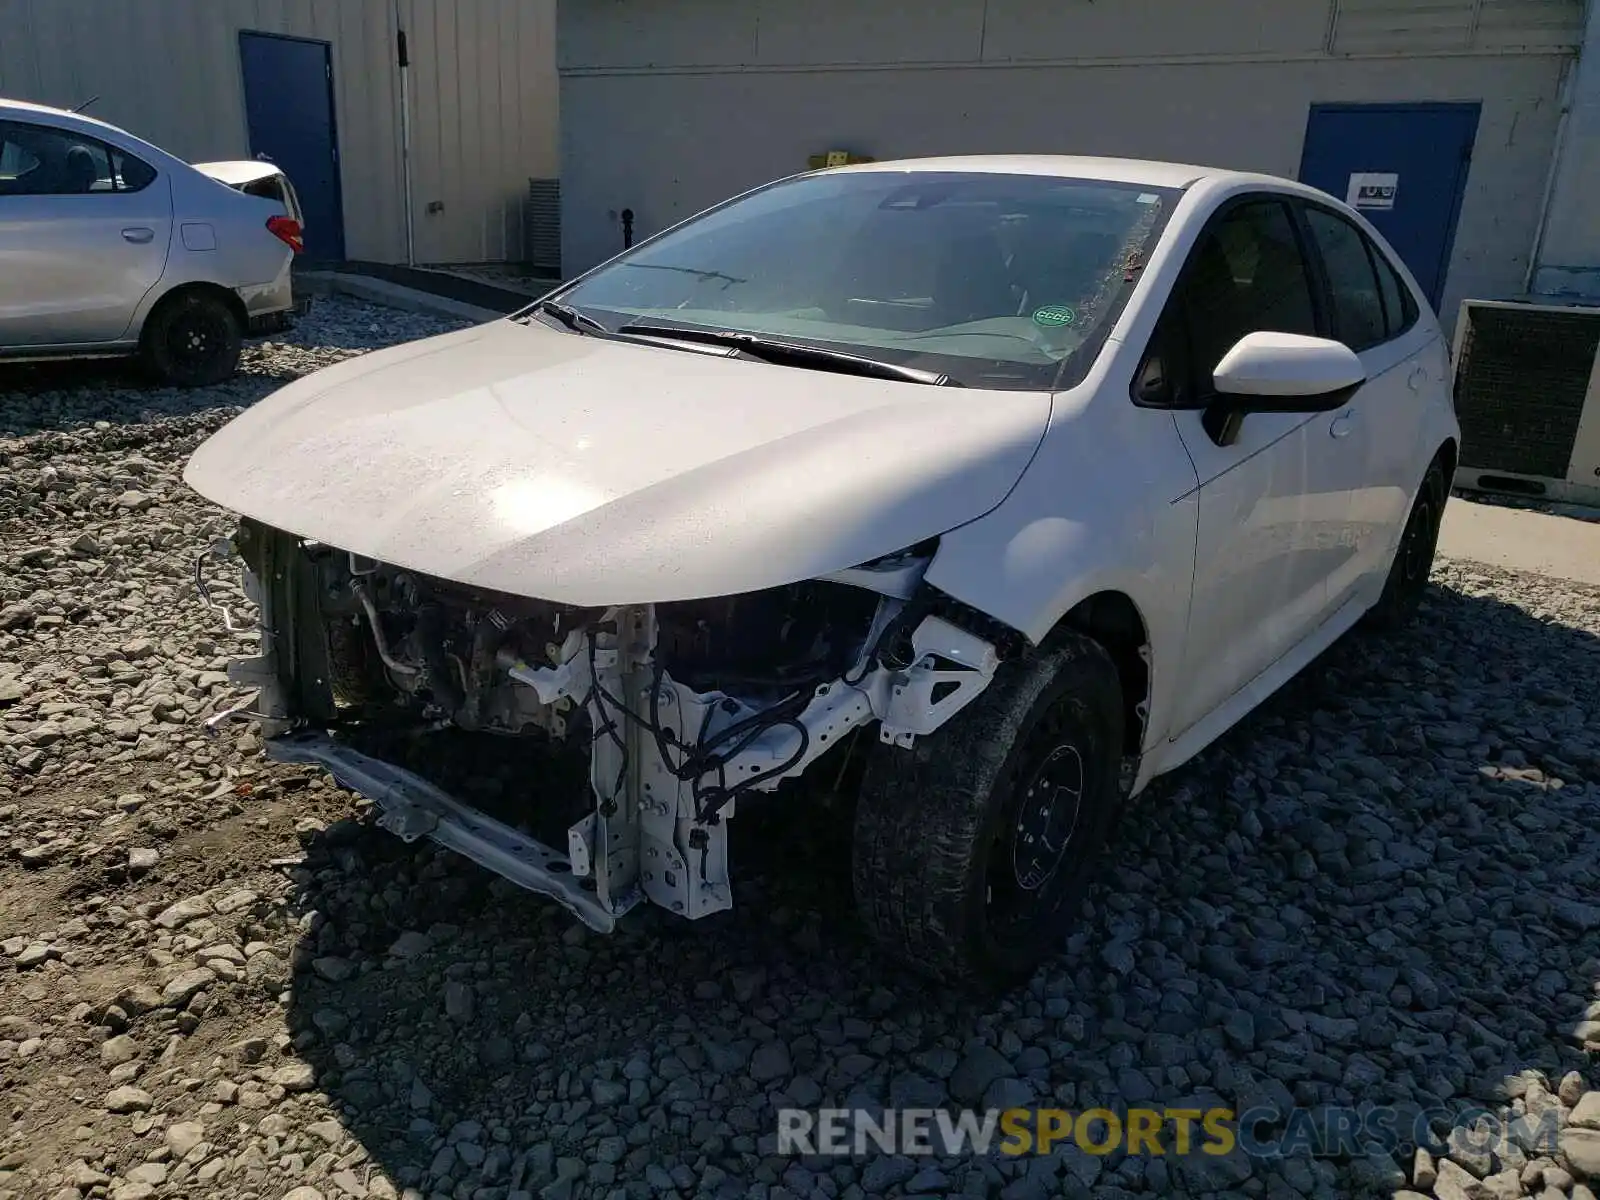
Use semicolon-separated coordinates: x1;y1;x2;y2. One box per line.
1211;330;1365;413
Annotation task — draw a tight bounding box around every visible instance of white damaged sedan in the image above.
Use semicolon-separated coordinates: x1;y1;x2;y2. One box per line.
183;156;1459;983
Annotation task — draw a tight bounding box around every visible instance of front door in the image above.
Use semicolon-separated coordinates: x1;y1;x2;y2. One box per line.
0;119;172;347
1298;103;1479;311
239;32;345;261
1147;196;1348;739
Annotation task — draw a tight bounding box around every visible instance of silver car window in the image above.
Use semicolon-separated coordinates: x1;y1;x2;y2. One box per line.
0;121;156;197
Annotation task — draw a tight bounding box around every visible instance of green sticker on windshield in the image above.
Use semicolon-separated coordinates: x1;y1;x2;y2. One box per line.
1033;305;1077;328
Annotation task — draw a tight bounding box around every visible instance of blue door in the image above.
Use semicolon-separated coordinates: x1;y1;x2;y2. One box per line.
1298;103;1480;310
239;32;345;261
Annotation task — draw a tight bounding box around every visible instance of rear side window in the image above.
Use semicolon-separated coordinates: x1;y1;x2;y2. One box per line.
1370;240;1419;339
0;121;156;196
1304;207;1388;351
114;148;156;192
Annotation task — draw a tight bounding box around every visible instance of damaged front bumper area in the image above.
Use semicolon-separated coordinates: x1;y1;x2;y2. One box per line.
268;732;624;931
199;519;1010;932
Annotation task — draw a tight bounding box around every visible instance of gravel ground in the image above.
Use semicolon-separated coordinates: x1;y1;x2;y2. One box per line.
2;296;1599;1200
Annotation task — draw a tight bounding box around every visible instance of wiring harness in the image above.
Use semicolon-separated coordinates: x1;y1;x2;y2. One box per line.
581;628;814;826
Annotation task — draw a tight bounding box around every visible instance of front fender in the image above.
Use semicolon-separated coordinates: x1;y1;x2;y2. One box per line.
923;380;1201;755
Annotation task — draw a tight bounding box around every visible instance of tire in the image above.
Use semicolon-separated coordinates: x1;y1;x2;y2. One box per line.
140;291;243;387
1363;457;1448;631
851;631;1124;984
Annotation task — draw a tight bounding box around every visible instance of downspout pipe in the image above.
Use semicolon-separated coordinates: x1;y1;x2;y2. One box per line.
396;1;417;267
1524;54;1578;296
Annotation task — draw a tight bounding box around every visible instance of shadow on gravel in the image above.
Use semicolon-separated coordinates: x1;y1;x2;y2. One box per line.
277;576;1600;1199
0;357;303;438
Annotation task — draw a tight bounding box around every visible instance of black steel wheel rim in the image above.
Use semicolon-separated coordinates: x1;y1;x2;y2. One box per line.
166;308;225;371
1399;482;1438;587
985;706;1096;931
1011;744;1084;892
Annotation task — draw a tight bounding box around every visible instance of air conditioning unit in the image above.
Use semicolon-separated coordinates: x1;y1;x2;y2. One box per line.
1450;299;1600;505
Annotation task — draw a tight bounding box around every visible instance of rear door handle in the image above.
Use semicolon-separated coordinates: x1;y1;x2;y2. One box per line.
1408;367;1427;391
121;227;154;243
1330;410;1356;439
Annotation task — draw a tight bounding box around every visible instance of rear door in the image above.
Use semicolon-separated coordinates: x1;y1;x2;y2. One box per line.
0;120;173;347
1296;200;1439;598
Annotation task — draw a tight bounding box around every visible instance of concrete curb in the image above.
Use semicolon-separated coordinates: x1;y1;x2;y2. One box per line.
297;270;510;324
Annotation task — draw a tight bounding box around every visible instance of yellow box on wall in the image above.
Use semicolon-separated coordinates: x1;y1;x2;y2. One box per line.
808;151;877;170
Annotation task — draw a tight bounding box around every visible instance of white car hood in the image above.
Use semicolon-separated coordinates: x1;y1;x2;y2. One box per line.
183;320;1051;604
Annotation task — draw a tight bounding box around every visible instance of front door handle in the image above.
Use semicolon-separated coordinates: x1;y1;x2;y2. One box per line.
1330;410;1356;439
121;227;154;243
1408;367;1427;392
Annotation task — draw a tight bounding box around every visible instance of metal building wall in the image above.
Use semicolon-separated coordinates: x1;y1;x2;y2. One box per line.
558;0;1584;324
0;0;557;264
1532;0;1600;297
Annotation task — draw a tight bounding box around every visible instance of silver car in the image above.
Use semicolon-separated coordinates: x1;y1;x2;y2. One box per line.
0;97;308;386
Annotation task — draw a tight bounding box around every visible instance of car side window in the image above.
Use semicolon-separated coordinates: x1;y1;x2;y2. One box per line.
0;121;155;197
1368;236;1419;340
1303;207;1388;351
1135;198;1319;406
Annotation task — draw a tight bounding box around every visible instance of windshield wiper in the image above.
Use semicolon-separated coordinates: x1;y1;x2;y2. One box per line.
613;321;959;387
532;299;608;335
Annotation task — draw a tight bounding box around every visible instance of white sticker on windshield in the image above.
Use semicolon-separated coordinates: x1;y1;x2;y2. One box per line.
1136;193;1160;204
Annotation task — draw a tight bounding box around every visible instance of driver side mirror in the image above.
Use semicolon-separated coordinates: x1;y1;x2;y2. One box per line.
1204;331;1365;446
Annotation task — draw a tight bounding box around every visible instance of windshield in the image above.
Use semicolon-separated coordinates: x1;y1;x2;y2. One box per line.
551;170;1180;390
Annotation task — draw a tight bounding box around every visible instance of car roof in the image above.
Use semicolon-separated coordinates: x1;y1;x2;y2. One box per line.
826;154;1269;191
0;95;132;138
0;94;198;177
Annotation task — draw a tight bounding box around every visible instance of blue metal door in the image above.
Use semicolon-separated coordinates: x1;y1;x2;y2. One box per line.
1298;103;1480;310
239;31;345;260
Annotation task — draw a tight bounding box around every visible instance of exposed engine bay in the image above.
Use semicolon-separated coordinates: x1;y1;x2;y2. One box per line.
200;519;1013;931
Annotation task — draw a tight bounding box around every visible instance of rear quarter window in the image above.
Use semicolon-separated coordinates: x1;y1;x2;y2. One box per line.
1304;206;1387;352
1370;239;1420;339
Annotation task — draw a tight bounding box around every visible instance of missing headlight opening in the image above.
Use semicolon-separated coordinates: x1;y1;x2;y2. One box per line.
214;519;1002;932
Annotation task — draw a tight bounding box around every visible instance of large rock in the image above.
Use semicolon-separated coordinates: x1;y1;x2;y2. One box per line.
99;1035;140;1066
272;1062;317;1092
1571;1092;1600;1131
166;1120;206;1158
162;967;216;1006
749;1040;792;1084
949;1045;1012;1105
152;896;212;929
104;1085;153;1113
1562;1128;1600;1179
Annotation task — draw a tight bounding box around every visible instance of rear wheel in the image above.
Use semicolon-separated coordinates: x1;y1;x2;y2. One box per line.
851;632;1124;984
141;291;242;387
1364;457;1448;631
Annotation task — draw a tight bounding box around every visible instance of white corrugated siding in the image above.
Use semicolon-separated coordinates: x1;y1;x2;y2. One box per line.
558;0;1586;326
0;0;556;263
1327;0;1585;53
558;0;1584;68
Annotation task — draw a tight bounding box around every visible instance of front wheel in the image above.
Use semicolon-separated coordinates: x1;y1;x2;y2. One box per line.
851;631;1124;984
141;291;243;387
1363;457;1448;631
